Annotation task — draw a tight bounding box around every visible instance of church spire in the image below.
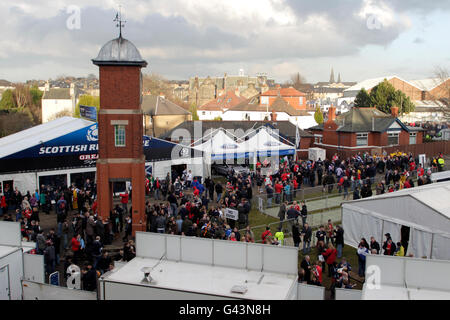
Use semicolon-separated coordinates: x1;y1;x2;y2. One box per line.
329;67;335;83
337;72;341;83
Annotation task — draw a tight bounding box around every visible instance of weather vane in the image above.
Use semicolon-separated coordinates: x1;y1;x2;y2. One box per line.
114;5;126;38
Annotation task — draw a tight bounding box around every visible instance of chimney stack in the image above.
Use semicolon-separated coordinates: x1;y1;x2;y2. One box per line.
271;110;277;121
391;106;399;118
327;105;336;122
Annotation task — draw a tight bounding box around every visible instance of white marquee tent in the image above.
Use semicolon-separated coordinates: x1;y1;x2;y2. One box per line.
192;129;249;161
342;181;450;260
240;127;296;157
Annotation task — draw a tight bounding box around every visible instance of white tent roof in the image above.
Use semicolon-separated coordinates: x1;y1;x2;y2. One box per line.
0;117;94;158
240;127;295;154
192;129;248;157
343;181;450;236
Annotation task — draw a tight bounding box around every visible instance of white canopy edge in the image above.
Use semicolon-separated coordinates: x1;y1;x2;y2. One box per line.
0;117;95;158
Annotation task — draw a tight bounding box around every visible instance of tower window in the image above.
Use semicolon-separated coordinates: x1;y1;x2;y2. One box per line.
114;125;126;147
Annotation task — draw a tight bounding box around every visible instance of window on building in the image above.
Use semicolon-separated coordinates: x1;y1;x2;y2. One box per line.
356;133;368;146
114;125;126;147
388;132;399;146
409;132;417;145
261;96;269;105
315;135;323;144
299;97;303;105
202;111;206;115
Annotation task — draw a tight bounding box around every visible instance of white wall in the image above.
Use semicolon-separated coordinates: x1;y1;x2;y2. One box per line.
0;248;23;300
135;232;298;275
297;283;325;300
101;281;236;300
0;172;37;196
23;253;45;284
198;110;223;120
335;288;362;300
42;99;73;123
22;280;97;300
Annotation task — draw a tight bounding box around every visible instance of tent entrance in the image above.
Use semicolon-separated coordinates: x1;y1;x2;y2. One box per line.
39;174;67;191
2;180;13;193
70;172;96;190
171;164;186;181
401;225;410;255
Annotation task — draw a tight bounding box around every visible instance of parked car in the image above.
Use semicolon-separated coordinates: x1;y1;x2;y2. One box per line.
211;164;250;177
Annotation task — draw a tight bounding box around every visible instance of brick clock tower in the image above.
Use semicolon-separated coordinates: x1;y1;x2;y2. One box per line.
92;35;147;235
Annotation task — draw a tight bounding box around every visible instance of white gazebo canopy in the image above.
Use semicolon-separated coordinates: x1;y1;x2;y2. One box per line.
192;129;250;161
240;127;296;157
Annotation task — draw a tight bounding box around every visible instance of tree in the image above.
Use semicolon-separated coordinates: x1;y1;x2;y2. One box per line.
354;88;372;108
314;106;324;124
0;89;16;110
189;103;199;121
354;79;415;115
0;112;34;137
13;84;33;110
289;72;307;90
74;95;100;118
47;109;73;122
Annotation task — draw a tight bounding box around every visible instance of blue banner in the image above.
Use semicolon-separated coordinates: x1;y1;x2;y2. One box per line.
79;105;97;121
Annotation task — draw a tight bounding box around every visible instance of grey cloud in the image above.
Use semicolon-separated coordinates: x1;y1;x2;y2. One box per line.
1;0;449;82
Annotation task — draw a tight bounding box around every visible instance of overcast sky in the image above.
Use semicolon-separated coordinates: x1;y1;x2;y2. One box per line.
1;0;450;84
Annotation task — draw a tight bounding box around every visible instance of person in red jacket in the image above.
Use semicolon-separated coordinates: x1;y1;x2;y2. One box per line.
417;164;424;177
323;243;338;277
274;181;283;204
261;226;272;243
0;194;7;216
119;191;129;214
71;234;81;264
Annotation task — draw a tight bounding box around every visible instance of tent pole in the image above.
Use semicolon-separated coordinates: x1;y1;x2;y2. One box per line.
430;233;434;259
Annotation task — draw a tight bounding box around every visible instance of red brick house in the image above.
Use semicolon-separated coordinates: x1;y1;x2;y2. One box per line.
260;85;307;110
309;106;423;158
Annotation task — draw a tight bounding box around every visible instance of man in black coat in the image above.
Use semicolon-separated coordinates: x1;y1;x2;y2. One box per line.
334;225;344;258
301;223;312;254
82;264;97;291
215;183;223;203
300;255;312;284
208;180;215;201
370;236;380;254
360;183;372;198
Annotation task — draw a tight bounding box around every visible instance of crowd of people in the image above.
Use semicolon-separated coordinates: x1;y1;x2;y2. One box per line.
0;149;445;293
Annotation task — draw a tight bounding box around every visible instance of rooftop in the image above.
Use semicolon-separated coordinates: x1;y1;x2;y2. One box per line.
261;87;305;97
198;90;246;111
92;36;147;67
160;120;314;140
42;88;71;100
228;96;311;116
102;256;297;300
141;95;190;116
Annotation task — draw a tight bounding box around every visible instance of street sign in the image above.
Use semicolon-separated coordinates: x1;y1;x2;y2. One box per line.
79;105;97;121
224;208;239;221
